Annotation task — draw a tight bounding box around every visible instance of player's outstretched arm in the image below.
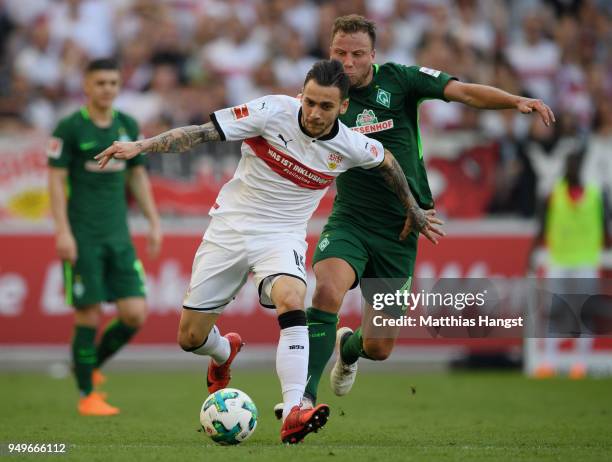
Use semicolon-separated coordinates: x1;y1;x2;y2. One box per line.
377;149;446;244
443;80;556;127
95;122;221;168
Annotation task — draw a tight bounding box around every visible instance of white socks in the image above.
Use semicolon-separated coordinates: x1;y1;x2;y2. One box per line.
276;325;309;420
190;325;231;365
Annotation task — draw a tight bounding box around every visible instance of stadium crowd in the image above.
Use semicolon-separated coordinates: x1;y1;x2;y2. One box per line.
0;0;610;217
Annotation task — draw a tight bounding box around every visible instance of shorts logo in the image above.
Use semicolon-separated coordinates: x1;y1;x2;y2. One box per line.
293;250;306;275
327;152;344;170
73;275;85;299
376;88;391;108
370;144;379;157
47;137;63;159
318;237;330;251
419;66;441;78
231;104;250;120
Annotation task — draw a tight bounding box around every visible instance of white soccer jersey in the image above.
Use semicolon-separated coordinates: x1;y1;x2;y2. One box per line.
209;95;385;235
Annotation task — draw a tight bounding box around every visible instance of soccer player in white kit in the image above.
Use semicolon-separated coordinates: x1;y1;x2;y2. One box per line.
96;60;444;443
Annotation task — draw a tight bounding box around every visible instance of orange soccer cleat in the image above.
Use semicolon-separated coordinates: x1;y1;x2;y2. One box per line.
533;363;556;379
207;333;244;393
569;363;587;380
280;404;330;444
78;391;120;416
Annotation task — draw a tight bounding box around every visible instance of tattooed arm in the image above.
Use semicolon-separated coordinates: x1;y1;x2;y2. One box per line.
376;149;445;243
95;122;221;168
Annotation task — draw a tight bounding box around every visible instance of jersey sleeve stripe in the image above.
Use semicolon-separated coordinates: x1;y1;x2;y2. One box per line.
209;112;226;141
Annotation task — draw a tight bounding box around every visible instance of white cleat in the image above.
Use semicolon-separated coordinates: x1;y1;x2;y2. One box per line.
273;396;314;421
330;327;358;396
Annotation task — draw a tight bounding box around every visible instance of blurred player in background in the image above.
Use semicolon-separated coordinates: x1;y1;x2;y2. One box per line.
95;59;443;443
48;58;162;416
529;149;610;378
298;15;556;408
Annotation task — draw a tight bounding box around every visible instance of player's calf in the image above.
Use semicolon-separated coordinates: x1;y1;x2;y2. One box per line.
362;338;394;361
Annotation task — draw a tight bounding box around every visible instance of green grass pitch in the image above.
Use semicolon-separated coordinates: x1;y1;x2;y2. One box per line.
1;370;610;461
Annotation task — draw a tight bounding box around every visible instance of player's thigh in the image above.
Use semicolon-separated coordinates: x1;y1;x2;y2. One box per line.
270;275;307;314
361;231;417;318
105;241;146;301
67;241;106;307
312;222;369;292
250;235;307;310
183;238;249;313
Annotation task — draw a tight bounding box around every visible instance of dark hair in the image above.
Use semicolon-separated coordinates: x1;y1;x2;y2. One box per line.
332;14;376;48
86;58;119;73
303;59;350;99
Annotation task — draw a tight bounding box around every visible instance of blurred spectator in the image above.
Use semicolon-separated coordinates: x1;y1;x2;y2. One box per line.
582;99;612;205
202;14;268;78
506;10;561;106
374;24;414;65
391;0;428;59
483;55;536;216
14;15;63;95
272;29;317;93
48;0;116;59
526;113;583;202
118;40;153;93
415;33;465;131
450;0;496;56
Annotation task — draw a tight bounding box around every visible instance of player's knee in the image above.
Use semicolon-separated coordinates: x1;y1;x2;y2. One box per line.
312;281;345;311
120;306;147;328
74;305;101;326
275;290;305;311
177;328;206;352
363;339;393;361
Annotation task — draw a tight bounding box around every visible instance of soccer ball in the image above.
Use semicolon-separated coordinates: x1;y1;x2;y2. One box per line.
199;388;258;445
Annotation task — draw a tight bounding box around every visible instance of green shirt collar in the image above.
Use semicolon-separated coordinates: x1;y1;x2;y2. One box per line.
80;106;117;121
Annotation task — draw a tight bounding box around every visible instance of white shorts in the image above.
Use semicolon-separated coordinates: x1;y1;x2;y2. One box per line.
183;218;307;313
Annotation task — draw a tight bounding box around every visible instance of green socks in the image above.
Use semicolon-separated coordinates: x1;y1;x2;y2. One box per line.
72;325;97;396
96;318;138;368
305;307;338;402
340;327;373;364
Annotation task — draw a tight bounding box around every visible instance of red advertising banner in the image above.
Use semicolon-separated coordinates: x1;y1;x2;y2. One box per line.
1;232;533;347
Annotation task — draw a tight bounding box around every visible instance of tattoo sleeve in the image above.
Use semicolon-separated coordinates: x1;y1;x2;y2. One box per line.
137;122;221;153
377;149;427;229
377;149;418;210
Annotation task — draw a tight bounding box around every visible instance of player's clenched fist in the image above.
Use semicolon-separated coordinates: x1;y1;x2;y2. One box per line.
95;140;142;168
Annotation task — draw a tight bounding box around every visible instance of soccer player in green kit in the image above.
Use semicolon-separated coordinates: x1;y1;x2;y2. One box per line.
48;58;162;416
281;15;557;412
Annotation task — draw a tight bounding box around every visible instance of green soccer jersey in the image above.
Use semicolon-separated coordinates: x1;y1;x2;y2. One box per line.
48;107;145;240
333;63;455;236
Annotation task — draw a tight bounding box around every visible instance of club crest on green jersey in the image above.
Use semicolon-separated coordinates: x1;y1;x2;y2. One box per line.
376;88;391;108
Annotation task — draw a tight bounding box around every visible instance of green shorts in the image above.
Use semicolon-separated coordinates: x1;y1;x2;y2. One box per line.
63;238;146;308
312;217;417;316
